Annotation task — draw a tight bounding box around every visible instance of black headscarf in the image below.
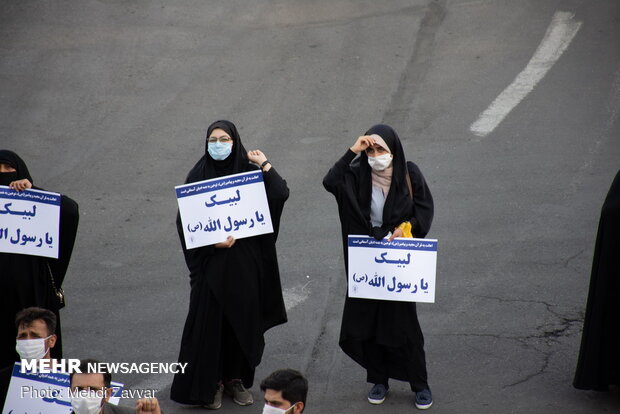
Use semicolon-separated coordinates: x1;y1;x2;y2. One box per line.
0;150;33;186
353;124;413;239
186;120;250;183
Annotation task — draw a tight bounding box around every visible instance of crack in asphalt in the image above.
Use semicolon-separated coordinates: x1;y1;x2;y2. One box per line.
435;295;584;388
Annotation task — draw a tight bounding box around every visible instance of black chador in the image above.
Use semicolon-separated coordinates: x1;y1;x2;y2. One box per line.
323;124;434;391
574;170;620;391
0;150;79;369
170;121;288;405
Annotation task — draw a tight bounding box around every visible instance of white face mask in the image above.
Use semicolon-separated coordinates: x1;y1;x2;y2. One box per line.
367;153;393;171
15;336;51;360
262;403;296;414
71;391;104;414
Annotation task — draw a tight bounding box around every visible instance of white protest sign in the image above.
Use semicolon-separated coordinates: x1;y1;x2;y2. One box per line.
347;235;438;303
0;186;61;259
176;170;273;248
2;363;123;414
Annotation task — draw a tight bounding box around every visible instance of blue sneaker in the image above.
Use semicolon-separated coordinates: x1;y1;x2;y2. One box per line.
368;383;389;404
415;389;433;410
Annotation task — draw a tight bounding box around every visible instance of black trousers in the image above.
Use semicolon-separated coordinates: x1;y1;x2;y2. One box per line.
364;341;429;392
218;317;248;383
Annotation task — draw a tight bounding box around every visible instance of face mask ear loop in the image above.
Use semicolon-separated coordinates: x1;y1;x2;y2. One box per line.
43;335;52;356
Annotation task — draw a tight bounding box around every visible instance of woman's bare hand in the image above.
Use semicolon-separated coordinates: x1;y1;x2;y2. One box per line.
9;179;32;192
350;135;376;154
215;235;236;248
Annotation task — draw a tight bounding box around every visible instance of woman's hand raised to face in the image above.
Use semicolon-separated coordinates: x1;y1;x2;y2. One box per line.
350;135;377;154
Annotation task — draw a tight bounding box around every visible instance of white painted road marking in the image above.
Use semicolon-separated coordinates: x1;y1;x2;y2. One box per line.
470;11;582;137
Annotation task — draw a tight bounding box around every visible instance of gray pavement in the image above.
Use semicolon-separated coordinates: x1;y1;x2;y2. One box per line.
1;0;620;413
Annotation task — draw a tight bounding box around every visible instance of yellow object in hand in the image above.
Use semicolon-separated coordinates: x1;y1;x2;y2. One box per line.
397;221;413;238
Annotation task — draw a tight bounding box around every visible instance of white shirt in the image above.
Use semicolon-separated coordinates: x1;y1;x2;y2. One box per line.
369;186;386;227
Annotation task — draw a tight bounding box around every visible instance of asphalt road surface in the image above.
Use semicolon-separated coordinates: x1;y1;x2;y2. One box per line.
1;0;619;413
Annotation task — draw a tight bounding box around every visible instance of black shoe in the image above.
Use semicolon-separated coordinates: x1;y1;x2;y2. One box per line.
368;384;389;404
415;389;433;410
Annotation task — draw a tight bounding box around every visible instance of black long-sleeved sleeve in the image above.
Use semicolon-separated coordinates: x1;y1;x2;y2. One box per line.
323;149;357;195
262;166;289;240
407;162;433;238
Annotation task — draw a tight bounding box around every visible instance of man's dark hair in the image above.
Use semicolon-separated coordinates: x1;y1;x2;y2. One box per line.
260;369;308;406
70;359;112;389
15;307;56;335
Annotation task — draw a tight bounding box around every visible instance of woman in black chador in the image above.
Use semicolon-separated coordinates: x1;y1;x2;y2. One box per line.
574;170;620;391
170;120;289;409
323;125;434;410
0;150;79;369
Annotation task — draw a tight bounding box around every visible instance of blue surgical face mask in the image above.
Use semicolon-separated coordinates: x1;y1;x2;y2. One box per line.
208;142;233;160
